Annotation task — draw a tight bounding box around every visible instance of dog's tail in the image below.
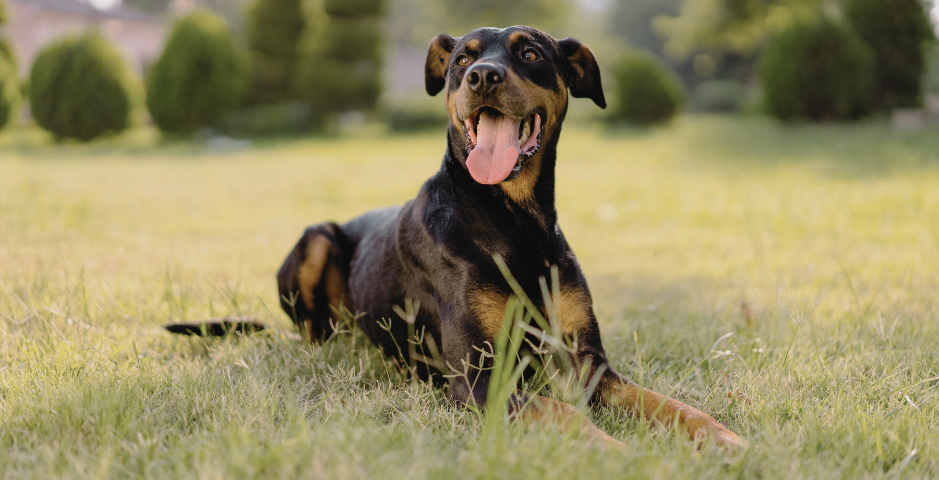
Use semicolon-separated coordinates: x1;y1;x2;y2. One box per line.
163;316;266;336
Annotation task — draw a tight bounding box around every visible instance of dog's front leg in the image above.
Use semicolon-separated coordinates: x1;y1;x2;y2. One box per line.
595;369;746;449
441;302;623;449
445;353;623;449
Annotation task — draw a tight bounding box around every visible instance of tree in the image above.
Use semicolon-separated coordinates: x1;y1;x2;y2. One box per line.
0;0;15;68
0;52;19;130
29;34;136;140
146;11;248;134
610;51;686;124
653;0;826;58
759;17;874;121
608;0;682;56
295;0;384;116
246;0;305;104
844;0;935;109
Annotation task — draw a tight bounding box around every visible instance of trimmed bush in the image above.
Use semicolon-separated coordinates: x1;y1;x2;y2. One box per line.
296;0;383;116
610;52;685;125
0;55;19;130
29;34;135;141
844;0;934;109
759;18;875;121
246;0;305;104
147;11;247;134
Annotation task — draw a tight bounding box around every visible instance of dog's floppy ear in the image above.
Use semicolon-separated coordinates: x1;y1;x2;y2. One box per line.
559;38;606;109
425;34;457;96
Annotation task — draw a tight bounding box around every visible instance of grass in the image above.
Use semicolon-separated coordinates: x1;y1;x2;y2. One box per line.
1;115;939;478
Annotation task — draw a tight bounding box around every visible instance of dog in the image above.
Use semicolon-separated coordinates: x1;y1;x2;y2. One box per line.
168;26;745;450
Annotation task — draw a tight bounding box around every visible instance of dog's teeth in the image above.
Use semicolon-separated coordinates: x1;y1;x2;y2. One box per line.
519;119;531;147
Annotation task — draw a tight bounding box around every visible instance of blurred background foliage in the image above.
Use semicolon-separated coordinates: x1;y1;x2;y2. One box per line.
0;0;17;130
146;10;248;135
295;0;384;123
0;0;937;140
609;51;686;125
844;0;935;109
759;16;874;121
28;34;137;141
245;0;305;105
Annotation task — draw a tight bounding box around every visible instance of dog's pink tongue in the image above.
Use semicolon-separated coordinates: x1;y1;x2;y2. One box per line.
466;111;521;185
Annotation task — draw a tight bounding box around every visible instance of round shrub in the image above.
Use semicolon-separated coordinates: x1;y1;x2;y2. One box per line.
29;34;135;141
610;52;685;125
844;0;934;109
0;55;19;130
147;11;247;134
759;18;875;121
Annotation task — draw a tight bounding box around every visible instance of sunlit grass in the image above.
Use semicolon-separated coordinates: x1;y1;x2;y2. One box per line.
1;116;938;478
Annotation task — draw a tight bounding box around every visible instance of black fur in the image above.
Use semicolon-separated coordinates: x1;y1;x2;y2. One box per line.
163;318;266;336
163;27;747;450
276;26;610;406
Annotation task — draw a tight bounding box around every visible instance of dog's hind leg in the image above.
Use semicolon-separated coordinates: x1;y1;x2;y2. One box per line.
277;223;354;342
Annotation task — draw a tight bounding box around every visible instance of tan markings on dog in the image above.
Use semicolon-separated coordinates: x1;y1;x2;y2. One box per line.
501;155;541;205
297;236;334;310
558;286;592;334
508;31;530;46
497;74;568;204
324;260;350;310
427;36;452;80
469;287;509;339
454;68;566;124
465;38;480;51
598;374;745;448
565;48;588;79
448;102;464;137
446;79;466;138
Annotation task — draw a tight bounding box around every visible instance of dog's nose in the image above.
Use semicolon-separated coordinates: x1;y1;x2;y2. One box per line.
465;63;505;94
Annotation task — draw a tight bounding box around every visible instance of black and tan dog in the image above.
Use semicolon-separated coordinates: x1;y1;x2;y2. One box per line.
170;26;744;449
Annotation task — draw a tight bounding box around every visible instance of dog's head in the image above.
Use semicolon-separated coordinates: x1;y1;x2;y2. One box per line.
425;26;605;191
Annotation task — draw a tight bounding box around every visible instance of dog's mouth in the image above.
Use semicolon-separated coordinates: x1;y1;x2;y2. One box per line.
462;107;544;185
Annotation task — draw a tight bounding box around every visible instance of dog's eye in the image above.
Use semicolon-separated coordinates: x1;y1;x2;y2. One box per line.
457;56;471;67
523;49;539;62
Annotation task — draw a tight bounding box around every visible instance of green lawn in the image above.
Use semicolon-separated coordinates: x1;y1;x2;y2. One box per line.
2;116;939;479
